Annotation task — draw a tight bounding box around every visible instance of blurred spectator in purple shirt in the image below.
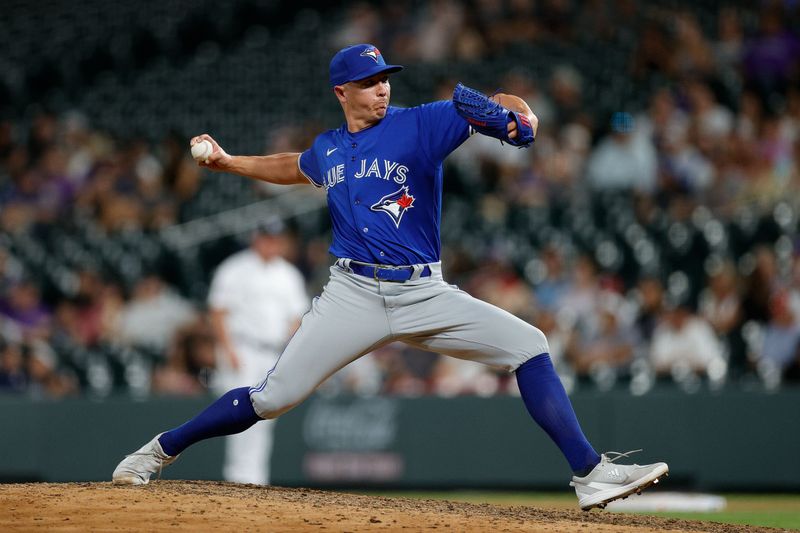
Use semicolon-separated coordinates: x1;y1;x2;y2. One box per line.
742;8;800;99
0;280;51;341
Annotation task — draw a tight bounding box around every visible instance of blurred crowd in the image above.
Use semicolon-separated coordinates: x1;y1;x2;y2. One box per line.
1;0;799;398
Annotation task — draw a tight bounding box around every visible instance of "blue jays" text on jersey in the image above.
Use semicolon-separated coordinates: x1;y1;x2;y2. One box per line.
298;101;469;265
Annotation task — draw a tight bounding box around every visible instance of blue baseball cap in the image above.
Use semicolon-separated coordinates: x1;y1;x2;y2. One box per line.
329;44;403;87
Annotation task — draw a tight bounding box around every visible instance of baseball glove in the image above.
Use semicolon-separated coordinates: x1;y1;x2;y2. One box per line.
452;83;535;148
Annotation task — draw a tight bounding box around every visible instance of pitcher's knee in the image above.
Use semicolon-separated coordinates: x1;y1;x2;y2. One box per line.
518;326;550;366
492;324;550;371
249;387;304;420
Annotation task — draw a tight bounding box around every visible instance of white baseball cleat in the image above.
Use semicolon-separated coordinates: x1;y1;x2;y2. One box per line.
570;450;669;511
112;433;179;485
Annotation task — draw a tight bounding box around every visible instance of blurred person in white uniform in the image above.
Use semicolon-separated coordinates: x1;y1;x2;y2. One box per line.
208;218;309;484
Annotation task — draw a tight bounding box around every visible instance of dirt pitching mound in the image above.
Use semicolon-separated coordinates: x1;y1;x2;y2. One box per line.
0;481;788;532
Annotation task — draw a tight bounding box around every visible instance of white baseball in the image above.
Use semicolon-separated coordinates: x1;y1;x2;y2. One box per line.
191;139;213;162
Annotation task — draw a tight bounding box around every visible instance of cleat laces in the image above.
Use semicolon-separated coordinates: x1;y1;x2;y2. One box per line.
603;449;642;463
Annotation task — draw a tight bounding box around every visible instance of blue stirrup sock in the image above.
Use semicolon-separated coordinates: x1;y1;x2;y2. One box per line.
516;354;601;476
158;387;263;457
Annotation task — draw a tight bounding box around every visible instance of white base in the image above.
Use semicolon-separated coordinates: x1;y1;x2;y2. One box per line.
606;492;727;512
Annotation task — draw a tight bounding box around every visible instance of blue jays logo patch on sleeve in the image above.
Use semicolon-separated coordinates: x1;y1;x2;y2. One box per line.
370;186;415;228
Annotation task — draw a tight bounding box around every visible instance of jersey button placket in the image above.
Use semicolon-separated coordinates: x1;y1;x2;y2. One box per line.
348;136;368;241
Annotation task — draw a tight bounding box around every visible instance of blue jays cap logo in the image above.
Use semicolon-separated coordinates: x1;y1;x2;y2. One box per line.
360;47;381;63
330;44;403;87
370;186;415;228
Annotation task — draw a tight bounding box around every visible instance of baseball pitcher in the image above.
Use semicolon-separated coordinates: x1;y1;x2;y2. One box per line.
113;44;668;510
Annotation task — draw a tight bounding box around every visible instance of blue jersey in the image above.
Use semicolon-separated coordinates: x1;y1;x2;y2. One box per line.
298;101;469;265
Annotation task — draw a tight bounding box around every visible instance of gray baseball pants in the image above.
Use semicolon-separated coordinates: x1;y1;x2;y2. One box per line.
249;262;549;419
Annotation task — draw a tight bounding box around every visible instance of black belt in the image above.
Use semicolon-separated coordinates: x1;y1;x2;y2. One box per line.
339;259;432;282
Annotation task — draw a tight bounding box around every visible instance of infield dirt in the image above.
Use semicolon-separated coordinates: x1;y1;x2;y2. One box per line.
0;481;791;532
